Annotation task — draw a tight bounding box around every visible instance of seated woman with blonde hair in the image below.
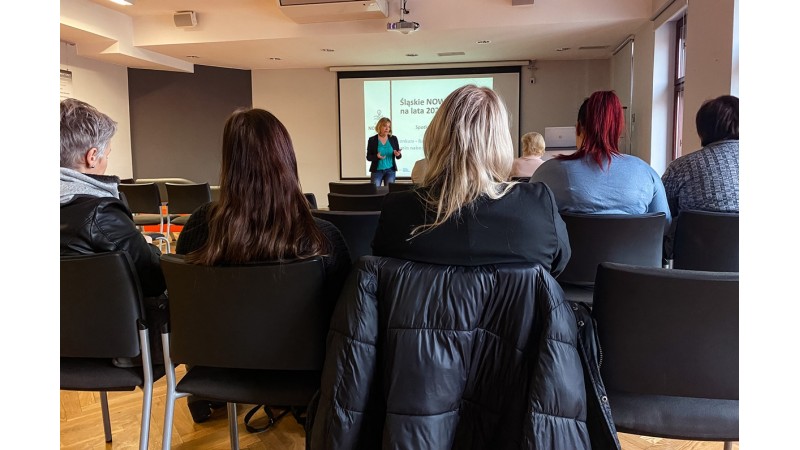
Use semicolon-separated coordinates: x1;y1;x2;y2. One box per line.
509;131;546;179
372;85;570;275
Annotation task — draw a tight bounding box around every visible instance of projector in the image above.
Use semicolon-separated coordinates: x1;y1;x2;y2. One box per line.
387;20;420;34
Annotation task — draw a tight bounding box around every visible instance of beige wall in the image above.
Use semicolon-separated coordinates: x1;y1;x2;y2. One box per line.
681;0;737;154
60;42;133;179
520;59;611;144
251;69;339;208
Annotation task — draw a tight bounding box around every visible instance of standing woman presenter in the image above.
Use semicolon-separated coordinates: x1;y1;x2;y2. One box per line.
366;117;402;186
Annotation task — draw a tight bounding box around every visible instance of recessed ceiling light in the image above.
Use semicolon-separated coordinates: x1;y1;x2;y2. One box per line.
321;48;335;52
109;0;134;5
269;57;282;61
406;53;418;57
186;55;199;59
555;47;571;52
477;40;491;44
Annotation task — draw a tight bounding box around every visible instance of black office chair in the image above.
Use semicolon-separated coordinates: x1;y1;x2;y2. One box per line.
118;182;175;234
327;193;386;211
311;210;381;262
328;181;379;195
592;262;738;449
304;193;318;209
557;212;666;304
61;252;166;450
119;191;171;253
164;182;212;237
387;182;416;192
672;209;739;272
159;254;329;450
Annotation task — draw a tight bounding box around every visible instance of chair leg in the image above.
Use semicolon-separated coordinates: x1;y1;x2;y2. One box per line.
162;332;177;450
100;391;112;443
723;442;733;450
138;327;155;450
228;403;240;450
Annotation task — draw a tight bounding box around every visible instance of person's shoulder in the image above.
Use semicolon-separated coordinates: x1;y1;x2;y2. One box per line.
515;179;553;195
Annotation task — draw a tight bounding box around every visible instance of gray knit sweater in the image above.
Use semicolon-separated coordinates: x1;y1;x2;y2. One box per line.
661;139;739;217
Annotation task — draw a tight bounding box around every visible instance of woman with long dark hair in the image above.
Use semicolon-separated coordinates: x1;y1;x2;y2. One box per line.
530;90;671;226
176;108;351;421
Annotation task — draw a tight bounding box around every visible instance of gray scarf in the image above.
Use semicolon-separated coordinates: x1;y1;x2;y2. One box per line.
60;167;121;204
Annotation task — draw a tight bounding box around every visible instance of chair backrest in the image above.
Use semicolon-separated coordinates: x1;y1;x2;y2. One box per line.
592;262;738;400
160;254;328;371
165;182;212;215
304;192;318;209
328;182;379;195
311;210;381;262
387;182;415;192
672;209;739;272
327;193;386;211
134;178;196;203
118;183;163;214
557;212;666;285
61;252;144;359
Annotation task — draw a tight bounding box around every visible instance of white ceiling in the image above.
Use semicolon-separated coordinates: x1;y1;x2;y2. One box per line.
60;0;654;72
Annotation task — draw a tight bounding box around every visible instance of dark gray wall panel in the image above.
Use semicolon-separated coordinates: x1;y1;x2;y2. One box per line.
128;65;252;185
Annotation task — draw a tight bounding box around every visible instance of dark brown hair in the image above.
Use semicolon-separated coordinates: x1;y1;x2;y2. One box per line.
696;95;738;147
187;108;327;265
557;90;624;169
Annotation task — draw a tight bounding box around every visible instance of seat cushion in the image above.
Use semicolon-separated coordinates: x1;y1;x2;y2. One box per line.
60;357;165;391
608;389;738;441
177;367;321;406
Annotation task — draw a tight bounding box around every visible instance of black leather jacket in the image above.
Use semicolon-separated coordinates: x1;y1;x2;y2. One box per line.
60;195;166;297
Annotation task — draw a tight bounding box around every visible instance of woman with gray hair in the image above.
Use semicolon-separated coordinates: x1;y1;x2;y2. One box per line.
60;98;167;365
371;85;570;275
509;131;546;179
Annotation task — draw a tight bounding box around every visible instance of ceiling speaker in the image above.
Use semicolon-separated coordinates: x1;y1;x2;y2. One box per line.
174;11;197;28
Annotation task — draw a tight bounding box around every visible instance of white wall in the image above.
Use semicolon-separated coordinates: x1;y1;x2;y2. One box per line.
60;42;133;179
251;69;340;208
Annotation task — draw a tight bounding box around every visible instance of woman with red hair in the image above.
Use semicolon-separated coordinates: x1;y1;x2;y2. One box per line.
530;91;671;227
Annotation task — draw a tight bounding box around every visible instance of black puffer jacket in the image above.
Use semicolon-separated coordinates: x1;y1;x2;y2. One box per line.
60;195;166;297
308;256;620;450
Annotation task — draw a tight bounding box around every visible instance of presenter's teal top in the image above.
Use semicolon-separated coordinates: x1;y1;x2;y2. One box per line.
377;138;395;171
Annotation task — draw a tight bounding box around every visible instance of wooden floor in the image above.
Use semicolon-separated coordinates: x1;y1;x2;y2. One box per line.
60;363;738;449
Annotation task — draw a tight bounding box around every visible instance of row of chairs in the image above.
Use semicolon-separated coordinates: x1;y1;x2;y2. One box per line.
119;181;212;238
61;252;738;450
557;209;738;304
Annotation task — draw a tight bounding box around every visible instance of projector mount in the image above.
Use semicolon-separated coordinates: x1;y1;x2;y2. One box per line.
387;0;420;34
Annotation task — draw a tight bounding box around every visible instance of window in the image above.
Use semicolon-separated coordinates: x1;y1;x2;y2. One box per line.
672;15;687;159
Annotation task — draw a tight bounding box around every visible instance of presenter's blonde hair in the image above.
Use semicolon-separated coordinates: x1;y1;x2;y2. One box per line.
415;84;515;235
375;117;392;134
521;132;546;157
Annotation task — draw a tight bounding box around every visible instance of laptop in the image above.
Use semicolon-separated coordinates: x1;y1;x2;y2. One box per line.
544;126;577;148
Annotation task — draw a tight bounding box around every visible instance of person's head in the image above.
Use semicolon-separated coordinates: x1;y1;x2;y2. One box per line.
186;108;327;265
696;95;738;147
521;132;546;158
375;117;392;136
60;98;118;175
416;84;515;234
565;90;624;169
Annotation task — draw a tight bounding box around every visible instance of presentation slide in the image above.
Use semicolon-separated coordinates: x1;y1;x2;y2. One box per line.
339;70;520;179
